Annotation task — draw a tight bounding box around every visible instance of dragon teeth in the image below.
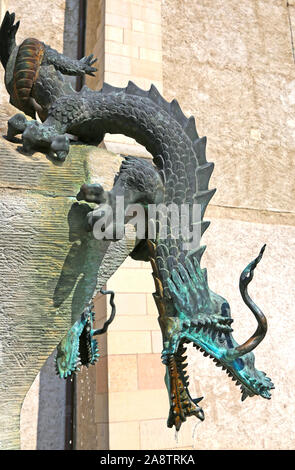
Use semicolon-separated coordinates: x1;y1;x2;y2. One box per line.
241;391;248;401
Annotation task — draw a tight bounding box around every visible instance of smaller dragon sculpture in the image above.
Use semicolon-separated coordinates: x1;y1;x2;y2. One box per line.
0;11;97;123
1;11;274;431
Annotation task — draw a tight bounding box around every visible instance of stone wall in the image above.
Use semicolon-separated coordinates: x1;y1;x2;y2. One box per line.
162;0;295;449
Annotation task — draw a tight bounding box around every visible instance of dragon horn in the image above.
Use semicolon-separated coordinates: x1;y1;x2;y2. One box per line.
226;245;268;360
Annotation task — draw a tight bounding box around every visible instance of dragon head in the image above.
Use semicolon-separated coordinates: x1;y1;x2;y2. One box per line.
156;245;274;429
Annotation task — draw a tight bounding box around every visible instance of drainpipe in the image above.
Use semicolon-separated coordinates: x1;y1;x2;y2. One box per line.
64;0;87;451
77;0;87;91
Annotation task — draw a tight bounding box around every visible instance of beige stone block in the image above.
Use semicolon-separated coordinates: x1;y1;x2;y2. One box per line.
151;330;162;354
124;29;162;50
130;0;161;10
132;58;162;80
129;3;145;21
107;331;152;354
109;421;140;450
104;71;131;87
105;54;131;74
132;18;145;32
133;21;162;36
107;267;155;293
104;138;154;158
95;393;109;423
120;256;142;268
112;293;147;315
104;132;139;146
108;389;169;421
108;354;138;392
140;260;153;269
130;5;161;25
104;131;153;157
138;353;165;390
105;40;139;58
140;47;162;63
147;294;159;316
129;77;163;93
106;0;130;17
103;75;163;96
106;25;124;43
109;314;159;331
106;12;131;29
140;418;199;450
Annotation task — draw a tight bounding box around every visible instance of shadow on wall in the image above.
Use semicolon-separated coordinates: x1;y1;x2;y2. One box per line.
36;352;67;450
20;351;66;450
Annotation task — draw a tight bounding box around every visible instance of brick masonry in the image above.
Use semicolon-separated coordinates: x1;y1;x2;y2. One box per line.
86;0;163;158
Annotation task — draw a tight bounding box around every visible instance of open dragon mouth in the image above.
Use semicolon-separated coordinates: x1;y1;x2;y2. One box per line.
182;326;274;402
165;342;204;430
164;324;274;430
159;245;274;430
55;305;99;379
55;290;116;379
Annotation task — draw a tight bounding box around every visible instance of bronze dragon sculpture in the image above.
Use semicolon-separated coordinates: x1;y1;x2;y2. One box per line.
1;11;274;431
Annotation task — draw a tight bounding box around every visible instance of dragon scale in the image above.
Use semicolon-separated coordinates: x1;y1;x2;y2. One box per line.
47;85;214;282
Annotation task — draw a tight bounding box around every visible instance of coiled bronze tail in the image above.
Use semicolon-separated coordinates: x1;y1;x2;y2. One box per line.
11;38;44;118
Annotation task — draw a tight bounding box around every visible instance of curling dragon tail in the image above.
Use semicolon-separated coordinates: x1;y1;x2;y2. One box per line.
0;11;19;69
